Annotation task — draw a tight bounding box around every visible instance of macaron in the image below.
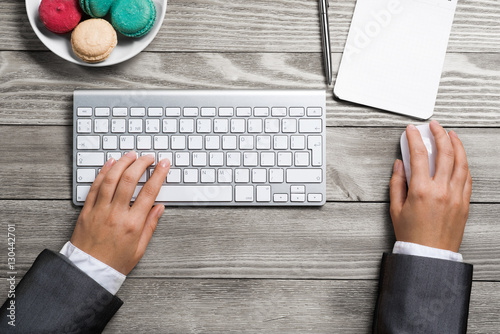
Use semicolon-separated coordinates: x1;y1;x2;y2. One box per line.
39;0;82;34
71;19;117;63
110;0;157;38
78;0;114;18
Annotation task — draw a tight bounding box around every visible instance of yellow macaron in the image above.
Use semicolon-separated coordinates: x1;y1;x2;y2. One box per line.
71;19;117;63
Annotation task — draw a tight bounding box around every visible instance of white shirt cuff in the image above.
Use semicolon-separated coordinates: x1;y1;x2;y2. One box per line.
393;241;463;262
60;241;126;295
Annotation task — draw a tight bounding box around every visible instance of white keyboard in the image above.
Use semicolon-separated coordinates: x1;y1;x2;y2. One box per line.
73;90;326;206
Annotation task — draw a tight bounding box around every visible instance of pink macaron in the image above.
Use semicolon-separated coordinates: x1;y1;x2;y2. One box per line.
39;0;82;34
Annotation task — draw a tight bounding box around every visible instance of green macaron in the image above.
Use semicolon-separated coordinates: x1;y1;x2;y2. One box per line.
110;0;156;38
79;0;114;18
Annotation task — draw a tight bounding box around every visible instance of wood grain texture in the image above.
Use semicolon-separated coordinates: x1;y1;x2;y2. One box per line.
1;52;499;127
0;126;498;202
2;0;500;53
1;200;498;280
0;277;496;333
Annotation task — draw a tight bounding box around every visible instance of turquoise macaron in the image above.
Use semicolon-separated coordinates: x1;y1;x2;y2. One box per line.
79;0;114;18
110;0;157;38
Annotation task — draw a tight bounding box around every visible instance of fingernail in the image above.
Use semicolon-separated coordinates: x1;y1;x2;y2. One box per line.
430;120;439;126
157;205;165;219
159;158;170;169
407;124;416;131
449;130;458;138
126;151;137;159
105;157;115;167
394;159;402;172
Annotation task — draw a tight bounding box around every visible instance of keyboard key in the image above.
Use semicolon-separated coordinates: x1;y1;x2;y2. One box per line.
201;169;216;183
269;168;284;183
154;136;169;150
223;136;237;150
93;119;107;133
282;119;297;133
214;119;229;133
113;107;127;116
273;194;288;202
201;107;216;116
184;169;198;183
243;152;258;166
130;107;145;117
155;185;233;202
175;152;190;166
231;119;245;133
291;186;305;193
254;107;269;117
219;107;234;117
308;136;322;166
77;186;91;202
289;107;305;117
273;136;288;150
209;152;224;166
291;194;306;202
218;169;233;183
146;119;160;133
299;119;322;133
239;136;254;150
265;119;280;133
256;186;271;202
77;152;105;166
235;169;250;183
166;107;181;116
139;171;147;183
256;136;271;149
291;136;306;150
308;193;323;202
111;119;126;133
236;107;252;116
192;152;207;166
107;152;122;161
148;107;163;116
248;119;263;133
188;136;203;150
260;152;275;166
184;107;199;117
205;136;220;150
226;152;241;166
120;136;134;150
158;152;173;164
180;119;195;133
252;169;267;183
77;107;92;116
272;107;287;116
307;107;322;117
77;119;92;133
171;136;186;150
286;169;322;183
235;186;254;202
141;152;156;165
295;152;310;167
103;136;118;150
277;152;293;166
137;136;152;150
77;169;96;183
95;107;110;117
77;136;100;150
129;119;143;133
197;119;212;133
167;169;181;183
163;119;177;133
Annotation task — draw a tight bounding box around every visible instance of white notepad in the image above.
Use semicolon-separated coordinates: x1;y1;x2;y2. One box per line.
334;0;458;119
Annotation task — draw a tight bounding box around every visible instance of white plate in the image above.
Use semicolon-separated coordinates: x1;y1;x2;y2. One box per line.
26;0;167;67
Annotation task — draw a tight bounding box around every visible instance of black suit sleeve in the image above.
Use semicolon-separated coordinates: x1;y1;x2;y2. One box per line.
373;253;473;334
0;249;123;333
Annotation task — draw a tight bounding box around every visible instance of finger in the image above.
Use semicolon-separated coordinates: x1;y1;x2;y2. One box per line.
463;169;473;204
389;159;407;221
136;204;165;255
429;120;454;182
113;154;156;205
406;124;430;184
82;157;116;210
95;151;138;206
449;130;469;190
132;159;171;215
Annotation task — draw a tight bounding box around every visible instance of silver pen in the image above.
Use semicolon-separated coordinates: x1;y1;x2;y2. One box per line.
319;0;332;85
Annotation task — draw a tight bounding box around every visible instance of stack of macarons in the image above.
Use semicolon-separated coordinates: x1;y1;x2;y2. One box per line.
38;0;157;63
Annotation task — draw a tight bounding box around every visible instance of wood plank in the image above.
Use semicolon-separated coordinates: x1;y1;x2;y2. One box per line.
2;0;500;53
0;126;498;202
0;277;496;333
1;52;499;127
1;200;499;280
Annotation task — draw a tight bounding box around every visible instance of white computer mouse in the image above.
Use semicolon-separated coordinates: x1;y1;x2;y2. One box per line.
400;124;437;186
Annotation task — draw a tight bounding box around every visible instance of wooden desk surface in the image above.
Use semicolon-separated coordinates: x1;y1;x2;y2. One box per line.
1;0;499;332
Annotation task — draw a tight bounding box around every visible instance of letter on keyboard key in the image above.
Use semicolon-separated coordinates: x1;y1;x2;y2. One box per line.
155;186;233;202
286;169;322;183
77;152;105;166
299;119;322;133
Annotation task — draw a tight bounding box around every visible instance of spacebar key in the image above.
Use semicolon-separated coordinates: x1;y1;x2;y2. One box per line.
155;186;233;202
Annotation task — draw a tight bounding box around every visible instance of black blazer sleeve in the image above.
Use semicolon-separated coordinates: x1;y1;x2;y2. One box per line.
373;253;473;334
0;249;123;333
